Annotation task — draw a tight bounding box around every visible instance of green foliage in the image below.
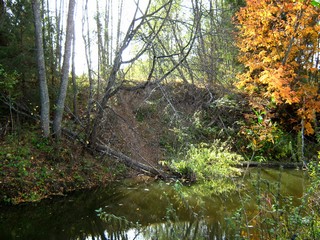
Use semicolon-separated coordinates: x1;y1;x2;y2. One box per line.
0;64;19;96
0;130;54;180
187;110;221;141
160;103;239;159
239;110;308;162
259;130;298;162
0;0;36;79
134;101;157;122
190;0;241;86
311;0;320;7
170;140;243;194
101;159;128;178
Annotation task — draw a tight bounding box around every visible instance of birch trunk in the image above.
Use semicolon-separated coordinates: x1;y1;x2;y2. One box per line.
53;0;76;139
32;0;50;137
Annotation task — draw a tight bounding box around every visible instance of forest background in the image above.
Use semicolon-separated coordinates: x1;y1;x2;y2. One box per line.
0;0;320;208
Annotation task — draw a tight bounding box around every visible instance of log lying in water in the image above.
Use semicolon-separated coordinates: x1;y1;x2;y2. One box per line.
95;143;178;179
237;161;305;169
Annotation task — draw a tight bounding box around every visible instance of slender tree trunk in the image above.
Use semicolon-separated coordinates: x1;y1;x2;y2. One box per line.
32;0;50;137
96;0;102;100
104;0;111;66
53;0;76;139
54;0;64;82
301;96;307;169
45;0;57;88
82;0;94;141
115;0;123;52
71;18;78;119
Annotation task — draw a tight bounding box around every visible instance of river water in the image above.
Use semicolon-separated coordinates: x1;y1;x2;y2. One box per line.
0;168;309;239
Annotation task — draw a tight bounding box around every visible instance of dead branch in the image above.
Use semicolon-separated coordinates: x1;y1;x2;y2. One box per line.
95;142;176;179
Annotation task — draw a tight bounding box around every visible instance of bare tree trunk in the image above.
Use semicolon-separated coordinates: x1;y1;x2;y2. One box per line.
82;0;94;141
110;0;114;62
96;0;102;100
53;0;76;139
45;0;54;85
89;0;153;144
301;96;307;169
56;0;65;73
104;0;111;66
95;143;173;179
115;0;123;52
71;16;78;119
32;0;50;137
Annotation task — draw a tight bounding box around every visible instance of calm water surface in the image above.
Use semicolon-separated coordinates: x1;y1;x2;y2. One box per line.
0;168;309;239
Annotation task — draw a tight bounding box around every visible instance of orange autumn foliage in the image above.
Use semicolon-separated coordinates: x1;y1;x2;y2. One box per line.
235;0;320;135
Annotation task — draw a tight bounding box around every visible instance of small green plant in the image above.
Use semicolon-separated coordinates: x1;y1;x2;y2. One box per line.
73;173;84;183
169;140;243;194
134;101;157;122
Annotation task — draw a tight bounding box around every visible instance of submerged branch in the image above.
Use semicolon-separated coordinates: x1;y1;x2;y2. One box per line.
237;161;305;169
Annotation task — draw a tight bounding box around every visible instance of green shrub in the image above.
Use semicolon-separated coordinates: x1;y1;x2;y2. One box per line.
170;140;243;194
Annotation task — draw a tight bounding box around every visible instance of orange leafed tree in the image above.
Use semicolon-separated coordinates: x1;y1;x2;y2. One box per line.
235;0;320;136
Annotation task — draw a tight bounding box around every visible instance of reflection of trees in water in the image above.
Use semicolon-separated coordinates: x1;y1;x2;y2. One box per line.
0;169;308;240
100;221;207;240
99;217;232;240
142;220;227;240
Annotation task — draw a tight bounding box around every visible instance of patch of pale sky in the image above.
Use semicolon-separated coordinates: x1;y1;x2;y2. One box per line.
72;0;148;74
49;0;196;75
48;0;148;74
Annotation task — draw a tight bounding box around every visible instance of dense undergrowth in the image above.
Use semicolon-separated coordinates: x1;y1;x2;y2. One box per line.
168;140;243;194
0;126;126;205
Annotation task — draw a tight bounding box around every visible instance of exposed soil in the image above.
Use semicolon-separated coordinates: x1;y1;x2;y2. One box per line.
99;88;164;168
95;82;246;167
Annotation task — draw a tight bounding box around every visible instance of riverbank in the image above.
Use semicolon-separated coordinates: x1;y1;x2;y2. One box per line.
0;128;130;205
1;83;318;205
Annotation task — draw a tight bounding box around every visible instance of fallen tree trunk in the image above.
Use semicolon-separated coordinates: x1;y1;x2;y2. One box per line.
95;143;178;179
237;161;305;169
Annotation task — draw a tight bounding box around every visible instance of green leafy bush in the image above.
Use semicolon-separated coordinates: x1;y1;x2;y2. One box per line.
170;140;243;193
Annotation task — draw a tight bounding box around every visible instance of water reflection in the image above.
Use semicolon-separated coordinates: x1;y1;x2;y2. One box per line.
0;169;309;240
90;220;230;240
